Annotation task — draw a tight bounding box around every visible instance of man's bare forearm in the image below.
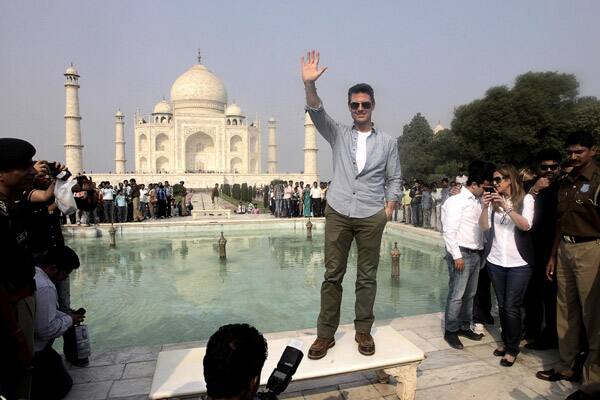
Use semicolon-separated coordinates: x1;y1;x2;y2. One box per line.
304;81;321;108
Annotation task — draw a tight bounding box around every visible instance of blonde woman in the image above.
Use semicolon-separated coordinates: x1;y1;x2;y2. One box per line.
479;165;535;367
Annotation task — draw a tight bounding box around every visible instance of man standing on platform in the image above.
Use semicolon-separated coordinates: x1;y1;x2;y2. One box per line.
537;131;599;400
302;50;402;359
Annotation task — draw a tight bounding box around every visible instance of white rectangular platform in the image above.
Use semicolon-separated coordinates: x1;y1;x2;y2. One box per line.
150;325;425;400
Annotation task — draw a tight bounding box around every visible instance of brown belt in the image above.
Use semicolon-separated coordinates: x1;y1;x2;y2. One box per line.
562;235;599;244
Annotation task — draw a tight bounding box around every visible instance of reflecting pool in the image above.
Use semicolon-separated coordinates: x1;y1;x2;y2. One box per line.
66;227;446;350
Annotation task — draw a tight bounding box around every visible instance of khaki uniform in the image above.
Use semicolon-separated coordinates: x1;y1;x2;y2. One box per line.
556;161;600;395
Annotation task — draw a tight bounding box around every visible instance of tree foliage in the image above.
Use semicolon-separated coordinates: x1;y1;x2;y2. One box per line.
397;71;600;181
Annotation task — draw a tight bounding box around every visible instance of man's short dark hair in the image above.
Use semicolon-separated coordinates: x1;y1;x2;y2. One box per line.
466;160;495;186
203;324;268;399
536;148;562;163
347;83;375;104
36;246;80;273
565;130;595;149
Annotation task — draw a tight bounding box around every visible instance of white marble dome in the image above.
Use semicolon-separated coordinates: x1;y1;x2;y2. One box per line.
225;103;243;116
65;65;79;75
170;64;227;107
153;99;172;114
115;110;124;117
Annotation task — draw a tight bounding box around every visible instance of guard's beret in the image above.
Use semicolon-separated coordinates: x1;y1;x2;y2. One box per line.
0;138;36;171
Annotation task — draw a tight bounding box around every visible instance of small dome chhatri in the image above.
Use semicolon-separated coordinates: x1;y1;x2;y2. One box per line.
153;99;172;114
65;63;79;76
225;102;243;116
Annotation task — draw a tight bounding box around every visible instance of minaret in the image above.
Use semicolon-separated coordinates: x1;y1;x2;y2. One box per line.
115;110;126;174
303;112;318;176
267;117;277;174
64;64;83;173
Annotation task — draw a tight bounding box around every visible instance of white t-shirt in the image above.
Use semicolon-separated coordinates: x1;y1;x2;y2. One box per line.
139;189;149;203
101;188;114;201
356;130;372;173
310;187;322;199
486;194;535;267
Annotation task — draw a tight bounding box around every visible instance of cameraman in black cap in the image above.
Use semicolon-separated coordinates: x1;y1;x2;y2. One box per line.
0;138;38;399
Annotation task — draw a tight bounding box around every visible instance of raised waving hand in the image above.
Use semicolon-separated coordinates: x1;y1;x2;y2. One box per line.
301;50;327;83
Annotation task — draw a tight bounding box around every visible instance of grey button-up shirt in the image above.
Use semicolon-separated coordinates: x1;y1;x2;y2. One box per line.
307;104;402;218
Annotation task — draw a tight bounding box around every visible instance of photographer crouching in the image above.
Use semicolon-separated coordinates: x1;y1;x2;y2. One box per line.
32;246;85;400
204;324;303;400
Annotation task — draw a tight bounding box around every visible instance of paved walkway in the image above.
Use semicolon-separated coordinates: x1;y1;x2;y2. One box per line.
63;312;578;400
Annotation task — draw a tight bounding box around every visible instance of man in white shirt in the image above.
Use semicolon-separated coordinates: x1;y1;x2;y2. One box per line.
283;180;293;218
441;163;488;349
32;246;85;400
310;181;322;217
100;183;115;223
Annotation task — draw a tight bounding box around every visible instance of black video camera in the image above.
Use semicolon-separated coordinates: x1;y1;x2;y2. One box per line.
256;342;304;400
47;162;72;181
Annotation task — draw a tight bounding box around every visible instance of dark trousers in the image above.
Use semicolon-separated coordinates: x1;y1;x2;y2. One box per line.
157;200;167;218
524;261;558;344
411;204;422;226
487;262;532;356
31;346;72;400
317;205;388;338
312;198;321;217
103;200;114;223
166;196;172;217
117;206;127;223
473;263;494;324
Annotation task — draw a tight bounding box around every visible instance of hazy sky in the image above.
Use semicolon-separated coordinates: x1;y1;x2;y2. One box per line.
1;1;599;179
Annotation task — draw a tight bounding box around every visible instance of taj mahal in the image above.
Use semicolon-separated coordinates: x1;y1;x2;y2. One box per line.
64;52;319;187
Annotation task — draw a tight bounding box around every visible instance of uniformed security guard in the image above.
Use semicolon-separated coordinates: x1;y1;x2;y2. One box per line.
536;131;600;400
0;138;38;400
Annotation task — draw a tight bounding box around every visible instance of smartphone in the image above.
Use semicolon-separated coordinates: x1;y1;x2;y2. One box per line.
484;187;495;193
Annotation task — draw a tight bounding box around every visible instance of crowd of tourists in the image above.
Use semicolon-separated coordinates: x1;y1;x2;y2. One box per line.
69;178;193;225
266;180;328;218
439;131;599;399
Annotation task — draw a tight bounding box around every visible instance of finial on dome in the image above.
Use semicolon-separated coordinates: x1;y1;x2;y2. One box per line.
197;49;201;64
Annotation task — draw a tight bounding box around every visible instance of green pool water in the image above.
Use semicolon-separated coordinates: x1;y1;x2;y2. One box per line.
66;227;447;351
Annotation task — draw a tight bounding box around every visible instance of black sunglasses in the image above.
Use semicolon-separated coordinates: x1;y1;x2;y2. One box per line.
492;176;507;184
350;101;372;110
540;164;559;171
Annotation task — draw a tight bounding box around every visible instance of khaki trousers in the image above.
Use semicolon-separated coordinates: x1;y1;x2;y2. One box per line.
556;239;600;394
132;197;143;221
317;205;388;338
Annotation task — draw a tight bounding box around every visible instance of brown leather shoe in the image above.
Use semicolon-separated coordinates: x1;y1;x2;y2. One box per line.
355;332;375;356
308;337;335;360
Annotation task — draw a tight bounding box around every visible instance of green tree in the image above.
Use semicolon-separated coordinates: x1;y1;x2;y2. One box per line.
397;113;435;180
450;71;580;167
232;184;241;200
572;97;600;139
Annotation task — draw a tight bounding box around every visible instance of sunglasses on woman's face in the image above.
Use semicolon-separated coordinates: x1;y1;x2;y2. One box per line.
492;176;506;184
349;101;372;110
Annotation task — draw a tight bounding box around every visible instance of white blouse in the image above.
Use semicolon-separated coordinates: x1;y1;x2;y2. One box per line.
486;194;535;268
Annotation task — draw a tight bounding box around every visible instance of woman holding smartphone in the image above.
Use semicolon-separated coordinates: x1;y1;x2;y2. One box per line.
479;165;535;367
